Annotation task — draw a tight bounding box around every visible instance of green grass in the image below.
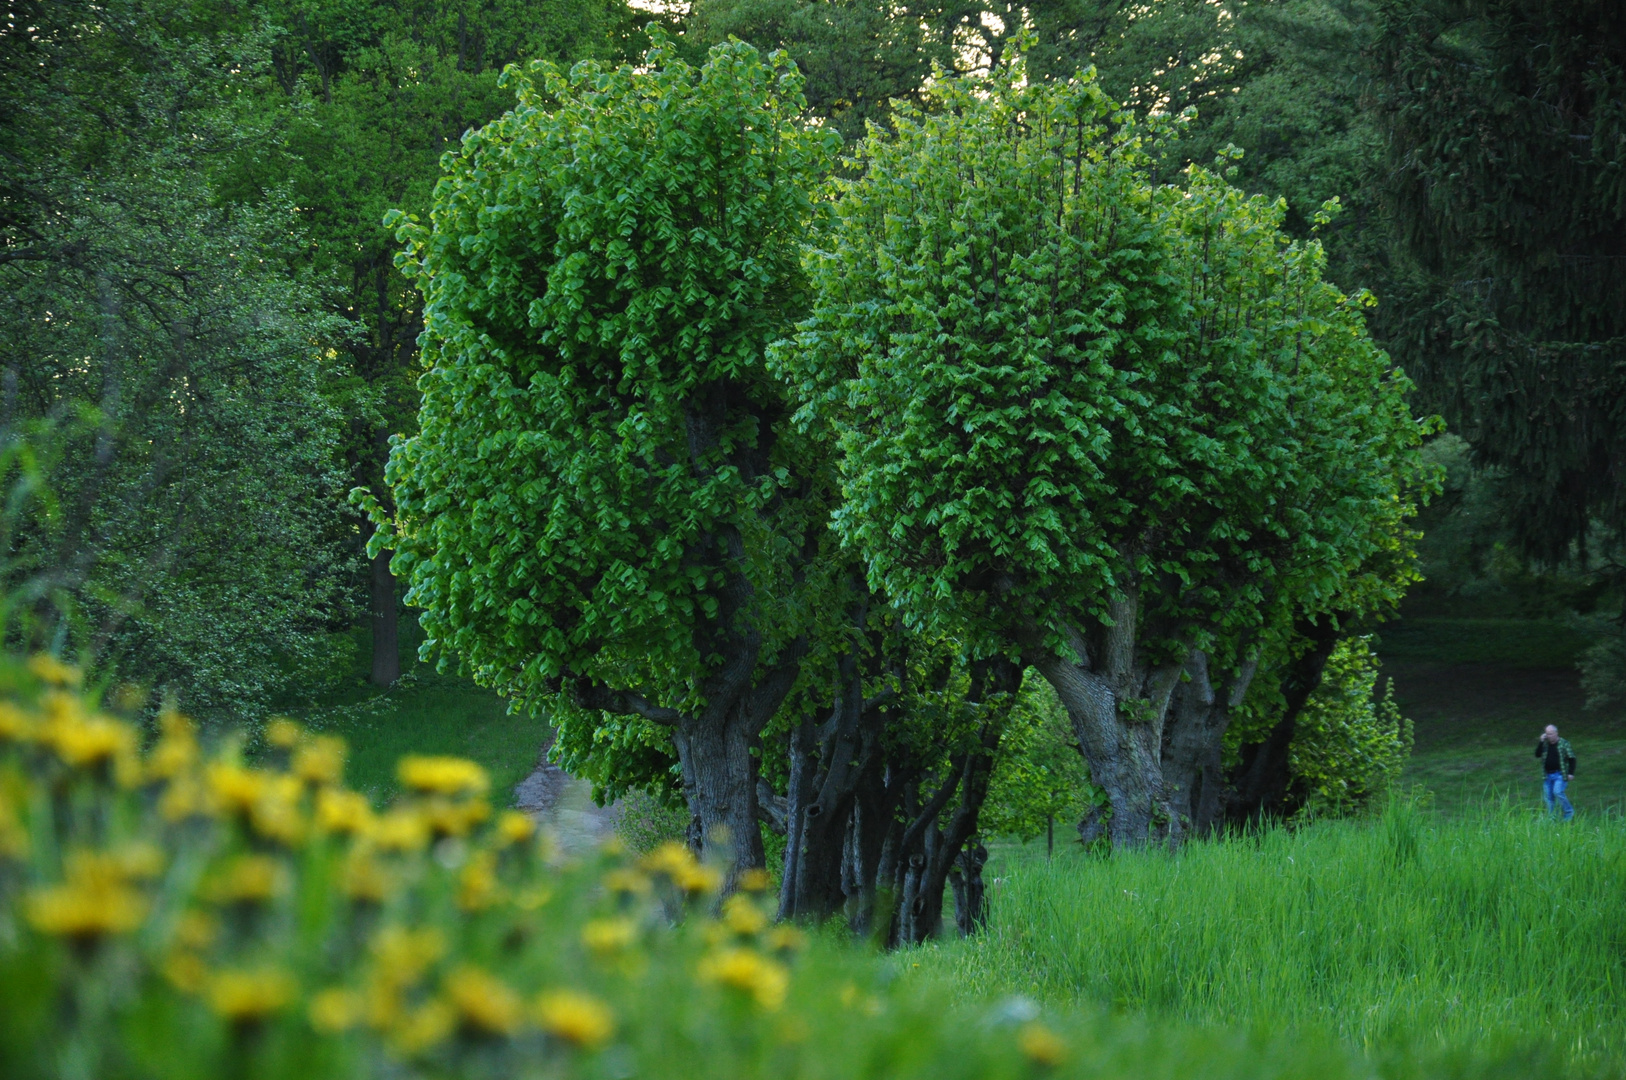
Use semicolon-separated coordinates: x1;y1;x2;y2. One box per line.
920;803;1626;1072
276;628;548;804
1376;618;1626;817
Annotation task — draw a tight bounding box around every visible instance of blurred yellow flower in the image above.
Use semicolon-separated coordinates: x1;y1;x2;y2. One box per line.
370;926;446;990
158;774;204;822
536;989;614;1048
699;947;789;1009
316;788;375;835
206;762;268;816
172;910;219;950
581;917;638;955
602;867;651;897
390;999;456;1055
265;717;304;749
163;950;208;993
495;809;535;845
147;710;198;780
397;756;488;797
292;736;346;786
765;925;808;954
24;848;158;939
309;988;362;1033
204;854;287;904
206;967;297;1022
342;848;391;903
737;868;773;892
445;965;525;1036
641;841;721;894
421;794;490;837
0;701;35;741
722;894;769;936
457;850;499;911
370;807;430;852
1017;1022;1067;1067
38;692;138;782
27;654;81;686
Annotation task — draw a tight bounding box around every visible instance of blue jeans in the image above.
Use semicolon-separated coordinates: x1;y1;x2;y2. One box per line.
1543;772;1574;820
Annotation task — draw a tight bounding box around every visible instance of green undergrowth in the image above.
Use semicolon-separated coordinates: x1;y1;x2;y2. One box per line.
916;800;1626;1075
1377;618;1603;668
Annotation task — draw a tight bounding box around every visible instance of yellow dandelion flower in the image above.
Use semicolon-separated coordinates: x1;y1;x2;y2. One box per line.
265;717;303;748
0;701;35;741
39;693;138;781
163;950;209;993
172;910;219;950
316;788;375;835
110;843;164;879
1017;1022;1067;1068
457;850;499;911
206;762;268;816
721;894;769;936
397;756;488;797
292;736;346;786
206;967;297;1022
248;773;306;845
581;918;638;955
390;998;456;1055
421;794;490;838
147;710;198;780
444;966;526;1036
698;947;790;1009
765;925;808;954
309;988;362;1033
158;774;204;822
25;849;152;938
342;848;391;903
640;840;698;877
737;867;772;892
494;809;535;845
370;807;430;852
513;884;553;911
601;868;651;897
27;654;81;686
536;989;614;1048
370;925;446;989
205;854;287;904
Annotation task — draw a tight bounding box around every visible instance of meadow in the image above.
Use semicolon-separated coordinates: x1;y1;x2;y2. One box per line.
917;802;1626;1072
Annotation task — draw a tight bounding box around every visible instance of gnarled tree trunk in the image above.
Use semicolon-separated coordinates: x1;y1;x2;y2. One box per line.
1161;649;1258;838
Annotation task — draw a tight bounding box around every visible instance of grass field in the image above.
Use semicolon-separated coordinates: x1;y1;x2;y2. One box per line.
920;802;1626;1073
1377;618;1626;817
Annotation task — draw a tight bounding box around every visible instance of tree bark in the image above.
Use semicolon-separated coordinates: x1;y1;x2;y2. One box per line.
1029;595;1186;849
1161;649;1258;837
369;546;400;686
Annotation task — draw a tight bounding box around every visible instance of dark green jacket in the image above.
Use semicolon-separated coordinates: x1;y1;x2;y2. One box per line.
1535;737;1577;776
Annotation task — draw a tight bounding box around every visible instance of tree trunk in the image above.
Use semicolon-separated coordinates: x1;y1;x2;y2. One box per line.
1226;617;1340;825
674;706;767;883
1161;650;1258;838
369;546;400;686
1033;653;1183;848
949;839;989;936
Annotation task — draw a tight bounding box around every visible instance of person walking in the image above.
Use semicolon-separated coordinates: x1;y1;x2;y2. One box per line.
1534;724;1576;820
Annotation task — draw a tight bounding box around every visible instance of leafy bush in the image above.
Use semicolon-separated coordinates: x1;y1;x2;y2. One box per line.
981;675;1100;844
1289;637;1414;816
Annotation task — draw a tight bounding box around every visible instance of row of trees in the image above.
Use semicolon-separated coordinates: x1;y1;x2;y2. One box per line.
374;36;1431;940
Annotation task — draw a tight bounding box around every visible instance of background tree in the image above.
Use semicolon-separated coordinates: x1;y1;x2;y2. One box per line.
0;0;352;715
251;0;640;684
378;36;841;880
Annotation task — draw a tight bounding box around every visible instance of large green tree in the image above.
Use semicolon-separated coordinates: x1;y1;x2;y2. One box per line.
378;37;841;879
777;65;1429;847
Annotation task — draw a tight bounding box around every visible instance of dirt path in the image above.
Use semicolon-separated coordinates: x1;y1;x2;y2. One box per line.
512;744;622;854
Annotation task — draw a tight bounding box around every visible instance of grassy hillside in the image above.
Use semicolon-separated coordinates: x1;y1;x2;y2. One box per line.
1377;618;1626;816
920;803;1626;1072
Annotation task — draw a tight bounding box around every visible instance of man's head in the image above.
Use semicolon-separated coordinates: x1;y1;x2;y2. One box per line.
1545;725;1560;743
